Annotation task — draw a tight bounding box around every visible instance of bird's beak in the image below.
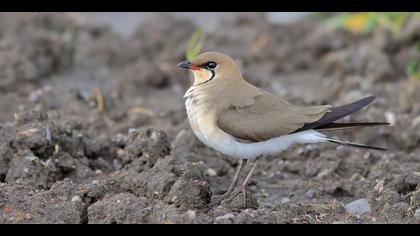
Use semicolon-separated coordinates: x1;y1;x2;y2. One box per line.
177;60;200;70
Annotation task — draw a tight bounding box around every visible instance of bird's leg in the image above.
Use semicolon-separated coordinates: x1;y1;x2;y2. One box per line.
212;159;247;206
226;158;259;206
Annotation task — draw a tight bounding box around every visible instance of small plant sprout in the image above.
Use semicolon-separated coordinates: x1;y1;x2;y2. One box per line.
407;42;420;81
185;28;205;84
186;28;205;61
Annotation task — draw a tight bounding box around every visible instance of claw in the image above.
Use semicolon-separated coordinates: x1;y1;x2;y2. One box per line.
225;186;248;206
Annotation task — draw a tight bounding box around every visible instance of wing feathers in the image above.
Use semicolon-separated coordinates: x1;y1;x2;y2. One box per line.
316;122;390;131
217;94;383;142
293;96;376;133
217;93;331;141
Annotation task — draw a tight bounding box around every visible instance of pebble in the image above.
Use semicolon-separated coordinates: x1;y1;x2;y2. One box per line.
116;149;125;157
128;128;137;134
281;197;291;204
345;199;372;217
415;209;420;222
71;195;82;204
112;133;127;145
150;131;158;141
25;155;38;162
186;210;196;220
25;213;32;220
214;213;235;224
113;159;123;170
373;179;385;193
45;127;52;143
306;190;316;199
384;111;396;126
206;168;217;177
303;214;314;222
28;89;43;102
317;169;331;178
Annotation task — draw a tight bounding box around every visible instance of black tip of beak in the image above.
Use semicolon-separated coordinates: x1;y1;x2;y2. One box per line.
177;60;192;69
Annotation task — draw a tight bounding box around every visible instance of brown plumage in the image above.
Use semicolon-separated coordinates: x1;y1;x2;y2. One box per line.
217;91;331;142
181;51;388;149
178;51;388;206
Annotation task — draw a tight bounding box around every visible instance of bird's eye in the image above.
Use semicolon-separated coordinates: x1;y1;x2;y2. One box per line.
206;62;217;70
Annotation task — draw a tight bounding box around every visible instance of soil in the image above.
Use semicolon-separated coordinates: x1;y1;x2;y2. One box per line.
1;12;420;224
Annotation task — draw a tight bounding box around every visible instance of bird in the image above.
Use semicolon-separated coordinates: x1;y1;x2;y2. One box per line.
177;51;389;206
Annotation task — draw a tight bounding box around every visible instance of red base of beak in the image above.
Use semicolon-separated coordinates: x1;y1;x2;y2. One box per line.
190;65;201;70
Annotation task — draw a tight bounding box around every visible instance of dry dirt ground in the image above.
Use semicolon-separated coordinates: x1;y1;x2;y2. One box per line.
1;13;420;224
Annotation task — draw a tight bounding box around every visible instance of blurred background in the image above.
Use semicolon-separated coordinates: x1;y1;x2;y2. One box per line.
1;13;420;224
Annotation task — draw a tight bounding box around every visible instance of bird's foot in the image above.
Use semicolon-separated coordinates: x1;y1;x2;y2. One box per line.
210;186;247;207
210;193;229;207
225;185;248;206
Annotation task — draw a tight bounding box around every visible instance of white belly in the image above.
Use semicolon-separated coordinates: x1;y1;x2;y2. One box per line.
185;96;327;160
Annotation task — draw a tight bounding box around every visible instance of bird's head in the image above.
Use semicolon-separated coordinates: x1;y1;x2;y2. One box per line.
177;52;242;87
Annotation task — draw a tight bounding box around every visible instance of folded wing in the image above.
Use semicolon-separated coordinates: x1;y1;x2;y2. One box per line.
217;92;331;142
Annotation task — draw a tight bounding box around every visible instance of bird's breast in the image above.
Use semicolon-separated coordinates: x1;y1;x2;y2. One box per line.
184;89;227;149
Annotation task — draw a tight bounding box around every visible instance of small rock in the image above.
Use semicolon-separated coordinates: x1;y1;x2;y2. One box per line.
186;210;196;220
415;209;420;222
345;199;372;217
373;179;385;193
384;111;396;126
317;169;331;178
214;213;235;224
170;196;178;203
24;155;38;162
113;159;123;170
281;197;291;204
25;213;33;220
71;195;82;204
112;133;127;146
303;214;314;222
150;130;159;141
306;190;316;199
206;168;217;177
116;149;125;157
128;128;137;134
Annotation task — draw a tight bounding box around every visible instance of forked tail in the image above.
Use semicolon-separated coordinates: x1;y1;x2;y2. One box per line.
293;95;389;151
325;137;387;151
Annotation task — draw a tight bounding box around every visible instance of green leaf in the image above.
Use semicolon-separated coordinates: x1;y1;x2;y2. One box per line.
323;13;350;28
186;28;205;60
364;13;379;32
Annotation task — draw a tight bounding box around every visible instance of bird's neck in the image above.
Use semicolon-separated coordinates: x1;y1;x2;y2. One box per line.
184;78;263;117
